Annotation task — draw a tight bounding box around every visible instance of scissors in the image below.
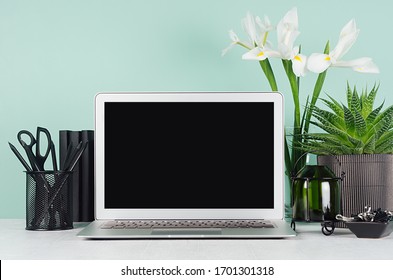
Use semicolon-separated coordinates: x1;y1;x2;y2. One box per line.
16;127;59;228
17;127;58;172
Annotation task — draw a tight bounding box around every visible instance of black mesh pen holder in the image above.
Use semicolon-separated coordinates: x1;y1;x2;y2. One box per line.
26;171;73;230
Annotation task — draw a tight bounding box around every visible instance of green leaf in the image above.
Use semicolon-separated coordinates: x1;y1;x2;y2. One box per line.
311;106;345;129
376;139;393;153
372;105;393;138
302;133;344;147
311;114;340;132
322;41;330;55
300;96;310;134
363;135;376;153
299;142;349;155
347;136;363;149
351;86;362;114
309;120;351;142
375;130;393;151
354;109;367;137
362;83;379;118
346;82;353;112
284;128;293;177
343;105;355;134
376;129;393;144
373;105;393;125
353;147;364;154
377;146;393;154
377;116;393;139
320;95;344;118
304;41;329;134
365;102;384;125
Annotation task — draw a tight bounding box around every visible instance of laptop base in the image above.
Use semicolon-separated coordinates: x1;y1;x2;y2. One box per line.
77;219;296;239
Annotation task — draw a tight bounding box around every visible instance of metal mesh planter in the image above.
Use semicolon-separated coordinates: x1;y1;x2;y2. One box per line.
317;154;393;228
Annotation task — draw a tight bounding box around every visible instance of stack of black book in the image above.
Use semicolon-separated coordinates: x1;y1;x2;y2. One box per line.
59;130;94;222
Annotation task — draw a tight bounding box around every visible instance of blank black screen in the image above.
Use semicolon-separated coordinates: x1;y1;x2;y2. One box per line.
104;102;274;208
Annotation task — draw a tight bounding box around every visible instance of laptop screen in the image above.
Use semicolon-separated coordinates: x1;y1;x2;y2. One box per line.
104;101;274;209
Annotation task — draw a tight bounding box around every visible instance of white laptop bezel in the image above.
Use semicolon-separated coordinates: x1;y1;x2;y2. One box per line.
95;92;285;220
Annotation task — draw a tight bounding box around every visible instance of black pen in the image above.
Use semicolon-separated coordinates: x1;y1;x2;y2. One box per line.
67;141;88;172
63;141;81;171
8;142;32;172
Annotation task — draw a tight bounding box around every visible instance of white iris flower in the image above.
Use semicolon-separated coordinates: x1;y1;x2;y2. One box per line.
307;19;379;73
239;12;277;61
276;7;308;77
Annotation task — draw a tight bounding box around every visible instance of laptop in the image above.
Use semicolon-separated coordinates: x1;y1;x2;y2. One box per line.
77;91;296;238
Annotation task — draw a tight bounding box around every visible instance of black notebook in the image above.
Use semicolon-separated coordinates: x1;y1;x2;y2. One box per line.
59;130;94;222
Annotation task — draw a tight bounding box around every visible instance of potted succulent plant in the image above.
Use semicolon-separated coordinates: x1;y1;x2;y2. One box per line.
300;83;393;226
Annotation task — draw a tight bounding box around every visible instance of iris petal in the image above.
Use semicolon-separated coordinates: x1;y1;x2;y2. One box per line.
242;47;268;61
334;58;380;73
292;54;308;77
307;53;332;73
276;7;300;59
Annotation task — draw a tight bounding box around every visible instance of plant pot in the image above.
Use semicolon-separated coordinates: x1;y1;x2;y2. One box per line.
317;154;393;228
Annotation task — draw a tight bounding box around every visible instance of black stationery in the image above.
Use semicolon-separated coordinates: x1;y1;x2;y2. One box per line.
59;130;94;222
81;130;94;222
9;126;85;230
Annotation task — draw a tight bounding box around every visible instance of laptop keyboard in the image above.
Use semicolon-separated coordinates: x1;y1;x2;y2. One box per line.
101;220;274;229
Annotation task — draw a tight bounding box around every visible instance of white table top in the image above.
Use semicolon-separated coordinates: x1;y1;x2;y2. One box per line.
1;219;392;260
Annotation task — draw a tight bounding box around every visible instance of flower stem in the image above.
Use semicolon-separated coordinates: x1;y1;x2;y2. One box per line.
304;41;330;134
282;59;302;174
259;59;278;91
282;60;300;128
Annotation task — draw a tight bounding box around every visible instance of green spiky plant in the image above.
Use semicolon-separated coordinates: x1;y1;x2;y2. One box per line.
300;83;393;155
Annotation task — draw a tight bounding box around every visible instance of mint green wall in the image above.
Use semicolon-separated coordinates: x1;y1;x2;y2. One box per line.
0;0;390;218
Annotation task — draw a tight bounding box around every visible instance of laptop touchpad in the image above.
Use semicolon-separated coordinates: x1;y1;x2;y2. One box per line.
151;228;222;235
